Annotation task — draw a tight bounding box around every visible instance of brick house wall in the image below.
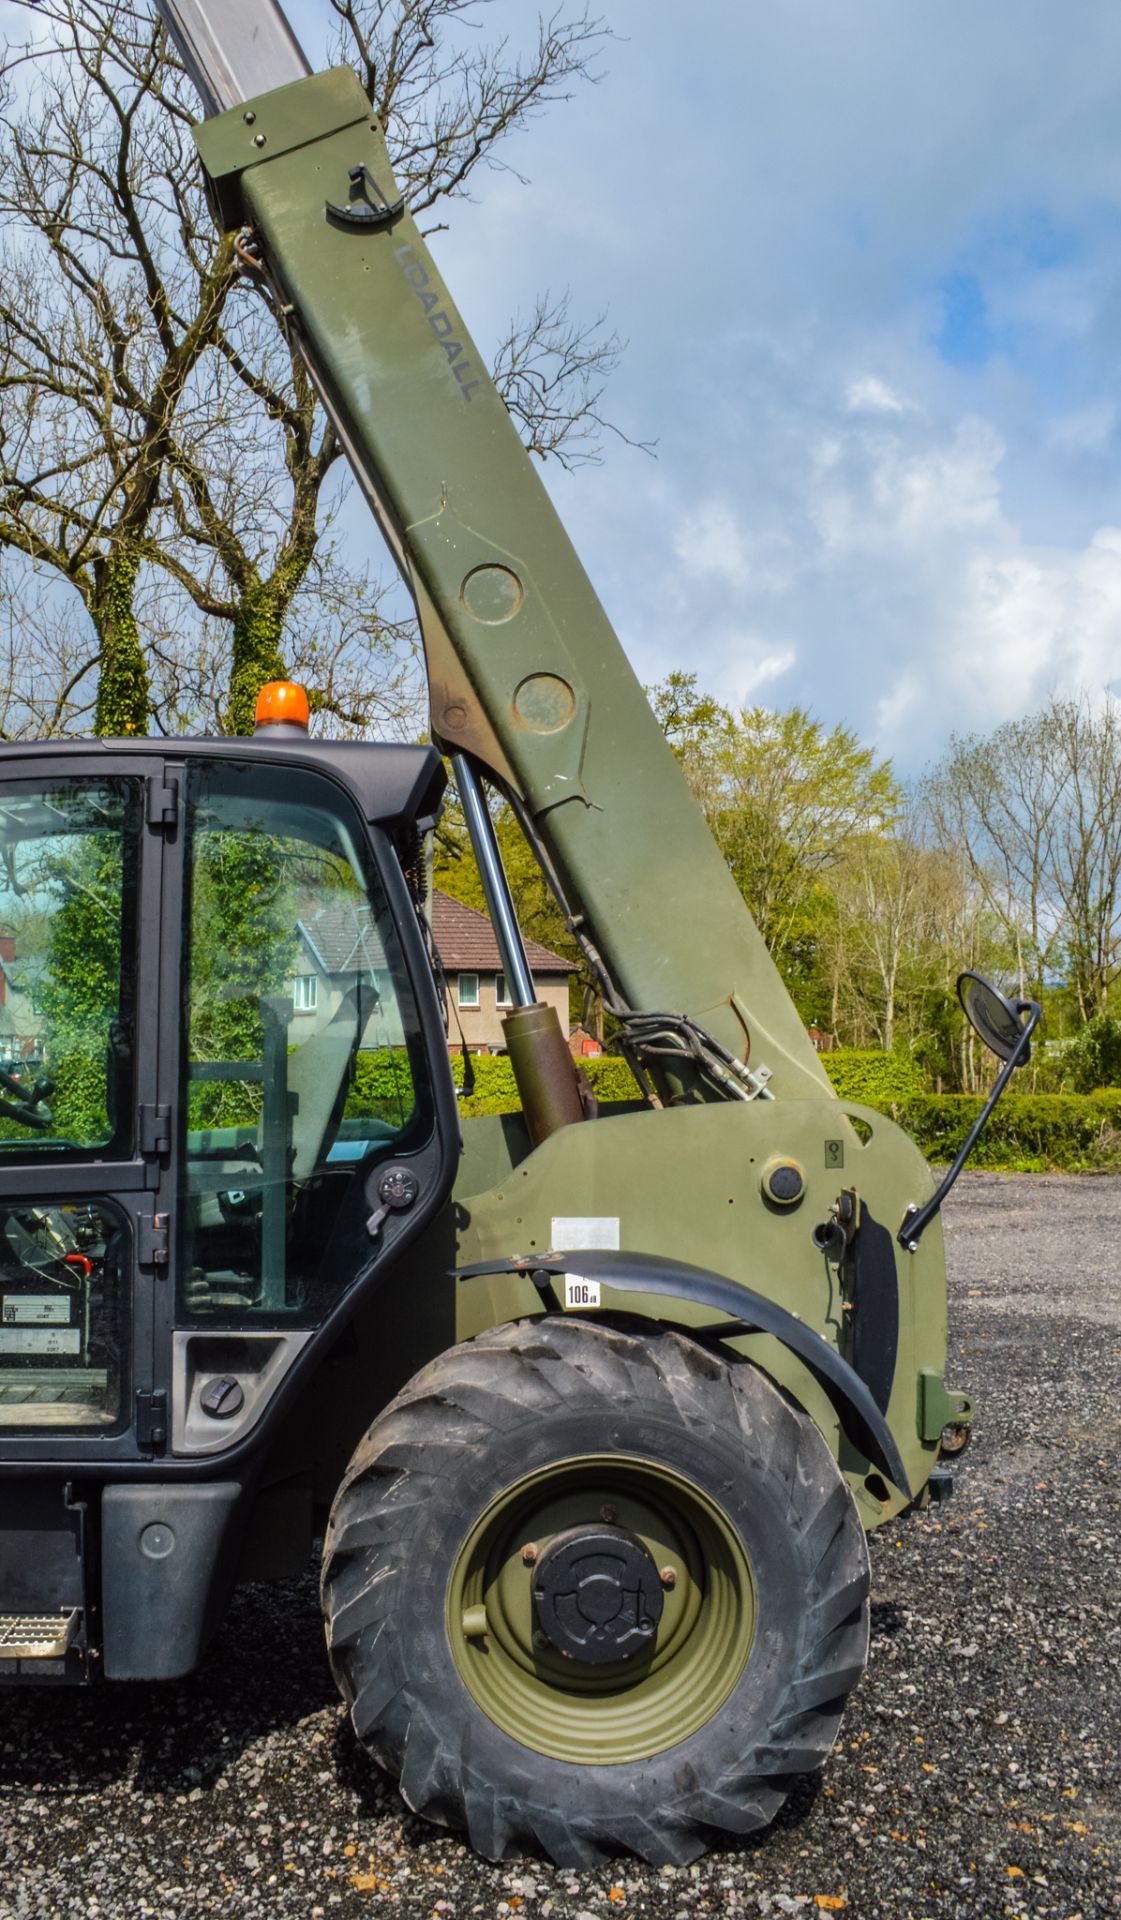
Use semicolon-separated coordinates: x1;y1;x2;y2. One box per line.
431;892;571;1053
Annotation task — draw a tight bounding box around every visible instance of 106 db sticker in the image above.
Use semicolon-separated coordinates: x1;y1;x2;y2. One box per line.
563;1276;601;1310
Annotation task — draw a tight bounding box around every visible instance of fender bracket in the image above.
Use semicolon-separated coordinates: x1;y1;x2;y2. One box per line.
917;1367;973;1443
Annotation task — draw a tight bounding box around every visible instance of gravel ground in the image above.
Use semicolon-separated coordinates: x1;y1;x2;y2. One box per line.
2;1172;1118;1919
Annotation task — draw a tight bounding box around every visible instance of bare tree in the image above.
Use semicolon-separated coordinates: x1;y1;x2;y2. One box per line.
493;291;651;469
0;0;621;737
821;823;1005;1082
825;830;935;1054
1047;696;1121;1018
327;0;606;220
0;558;104;738
0;3;235;734
925;715;1068;1004
927;694;1121;1019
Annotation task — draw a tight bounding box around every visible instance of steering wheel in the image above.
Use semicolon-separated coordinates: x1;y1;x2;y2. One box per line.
0;1063;54;1131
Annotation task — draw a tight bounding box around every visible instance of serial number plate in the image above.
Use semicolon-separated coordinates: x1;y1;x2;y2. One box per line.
2;1295;70;1325
0;1327;81;1355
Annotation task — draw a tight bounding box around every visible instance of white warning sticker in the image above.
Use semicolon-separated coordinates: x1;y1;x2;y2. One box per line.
551;1216;620;1252
563;1275;602;1311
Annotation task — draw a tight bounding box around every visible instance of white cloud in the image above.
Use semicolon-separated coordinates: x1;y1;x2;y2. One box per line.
1048;402;1118;454
306;0;1121;774
672;500;796;599
737;647;797;699
845;376;909;414
673;500;754;593
577;384;1121;767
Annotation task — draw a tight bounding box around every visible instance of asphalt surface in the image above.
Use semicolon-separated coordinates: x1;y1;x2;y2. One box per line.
2;1172;1118;1919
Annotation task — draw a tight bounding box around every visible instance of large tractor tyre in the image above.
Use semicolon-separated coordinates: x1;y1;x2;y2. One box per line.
321;1316;870;1867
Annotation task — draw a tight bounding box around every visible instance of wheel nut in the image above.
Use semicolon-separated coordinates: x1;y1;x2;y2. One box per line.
599;1504;616;1523
532;1629;549;1651
520;1542;539;1566
659;1565;677;1590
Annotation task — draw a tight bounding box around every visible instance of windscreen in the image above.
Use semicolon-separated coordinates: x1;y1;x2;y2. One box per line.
0;779;139;1154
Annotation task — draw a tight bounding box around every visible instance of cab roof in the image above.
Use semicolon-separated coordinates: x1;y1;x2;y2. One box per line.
0;736;446;833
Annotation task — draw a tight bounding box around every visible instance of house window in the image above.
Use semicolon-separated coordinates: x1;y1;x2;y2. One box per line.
457;972;479;1008
293;973;319;1013
496;971;512;1007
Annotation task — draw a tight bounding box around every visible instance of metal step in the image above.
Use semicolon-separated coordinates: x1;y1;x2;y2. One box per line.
0;1609;80;1659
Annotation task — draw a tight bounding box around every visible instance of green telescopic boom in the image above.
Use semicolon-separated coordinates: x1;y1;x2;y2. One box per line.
156;0;832;1100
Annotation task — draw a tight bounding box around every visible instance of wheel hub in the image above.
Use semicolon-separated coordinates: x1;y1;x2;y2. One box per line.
446;1454;757;1764
532;1524;664;1664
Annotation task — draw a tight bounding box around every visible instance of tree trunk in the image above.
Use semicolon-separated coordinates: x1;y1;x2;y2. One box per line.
91;549;152;738
222;570;301;736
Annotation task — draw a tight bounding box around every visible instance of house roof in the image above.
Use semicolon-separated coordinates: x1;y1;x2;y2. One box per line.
298;902;388;975
296;891;572;979
431;890;571;975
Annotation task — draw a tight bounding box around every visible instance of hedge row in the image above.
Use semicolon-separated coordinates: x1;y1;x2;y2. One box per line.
860;1090;1121;1172
453;1051;642;1118
346;1048;642;1121
822;1049;927;1102
452;1064;1121;1170
349;1046;1121;1170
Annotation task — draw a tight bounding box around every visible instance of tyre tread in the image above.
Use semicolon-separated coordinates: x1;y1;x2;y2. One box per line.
322;1316;869;1865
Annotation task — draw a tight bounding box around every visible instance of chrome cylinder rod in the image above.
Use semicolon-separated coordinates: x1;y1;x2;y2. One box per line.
452;755;536;1010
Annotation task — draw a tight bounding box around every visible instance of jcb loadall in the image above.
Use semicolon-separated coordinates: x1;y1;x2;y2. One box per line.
0;0;1032;1866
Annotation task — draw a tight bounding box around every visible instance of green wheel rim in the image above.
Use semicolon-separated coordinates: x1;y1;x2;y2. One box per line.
445;1453;756;1765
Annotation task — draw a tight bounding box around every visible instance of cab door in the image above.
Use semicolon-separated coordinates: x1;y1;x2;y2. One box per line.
164;755;452;1458
0;759;170;1460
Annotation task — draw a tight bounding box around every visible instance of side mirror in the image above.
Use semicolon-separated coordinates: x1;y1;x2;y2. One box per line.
957;970;1032;1065
898;975;1041;1252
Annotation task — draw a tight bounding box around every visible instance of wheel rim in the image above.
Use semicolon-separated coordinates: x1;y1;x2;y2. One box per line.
445;1453;756;1764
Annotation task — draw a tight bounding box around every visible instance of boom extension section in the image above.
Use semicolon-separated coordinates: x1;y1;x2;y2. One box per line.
158;0;830;1105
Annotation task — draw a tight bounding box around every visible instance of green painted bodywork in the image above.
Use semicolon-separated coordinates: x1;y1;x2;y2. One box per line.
192;68;964;1524
452;1100;948;1524
195;70;827;1090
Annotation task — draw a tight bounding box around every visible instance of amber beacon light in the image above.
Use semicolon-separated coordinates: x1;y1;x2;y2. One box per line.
254;681;310;732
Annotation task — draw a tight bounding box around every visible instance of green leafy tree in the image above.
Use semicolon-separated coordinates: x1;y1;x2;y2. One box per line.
647;678;900;1002
33;799;132;1142
1064;1013;1121;1092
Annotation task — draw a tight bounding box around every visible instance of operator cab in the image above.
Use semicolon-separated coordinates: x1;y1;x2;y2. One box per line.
0;698;458;1676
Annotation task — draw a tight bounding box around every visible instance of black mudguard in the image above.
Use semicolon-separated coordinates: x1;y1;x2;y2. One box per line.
457;1248;910;1498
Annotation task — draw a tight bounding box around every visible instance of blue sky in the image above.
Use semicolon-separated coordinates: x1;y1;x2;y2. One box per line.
294;0;1121;773
11;0;1121;771
419;0;1121;770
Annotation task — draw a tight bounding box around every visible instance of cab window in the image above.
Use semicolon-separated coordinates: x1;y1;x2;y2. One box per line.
178;762;431;1328
0;779;139;1156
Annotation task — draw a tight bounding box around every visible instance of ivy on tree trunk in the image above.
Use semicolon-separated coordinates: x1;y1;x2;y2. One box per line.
222;551;312;737
91;550;152;739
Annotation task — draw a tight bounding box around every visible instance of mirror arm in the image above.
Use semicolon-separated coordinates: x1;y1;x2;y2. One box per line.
897;999;1041;1252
